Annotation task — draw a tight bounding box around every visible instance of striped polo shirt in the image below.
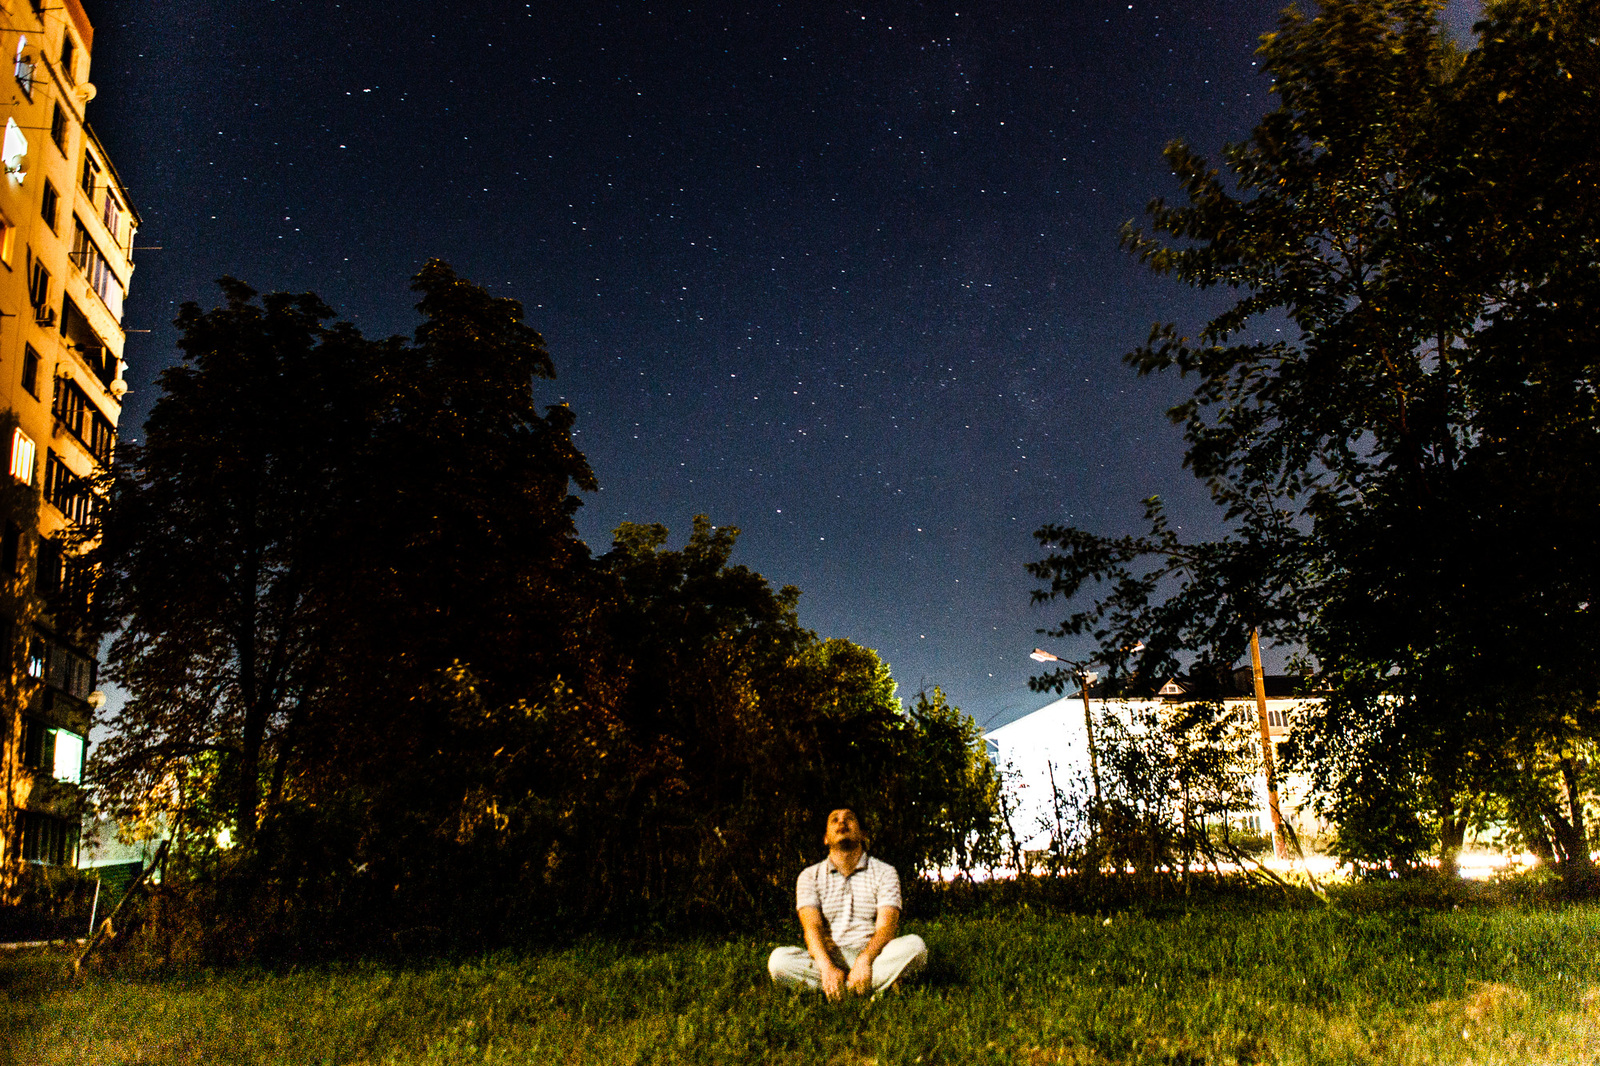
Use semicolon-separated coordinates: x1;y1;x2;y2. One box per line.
795;853;902;949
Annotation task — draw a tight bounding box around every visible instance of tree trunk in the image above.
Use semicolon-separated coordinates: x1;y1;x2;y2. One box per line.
1437;803;1467;878
1541;802;1586;872
1558;755;1595;879
235;520;265;850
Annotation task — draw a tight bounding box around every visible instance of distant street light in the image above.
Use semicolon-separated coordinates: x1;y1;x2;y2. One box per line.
1029;643;1142;817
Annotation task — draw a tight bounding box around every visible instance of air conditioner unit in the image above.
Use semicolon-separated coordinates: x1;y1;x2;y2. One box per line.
34;306;55;327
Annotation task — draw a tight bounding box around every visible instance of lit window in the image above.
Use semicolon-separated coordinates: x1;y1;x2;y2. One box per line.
0;211;14;265
4;117;28;183
10;427;35;484
52;728;84;784
13;36;33;100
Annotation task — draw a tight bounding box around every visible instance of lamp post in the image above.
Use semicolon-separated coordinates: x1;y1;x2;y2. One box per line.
1030;649;1103;813
1030;643;1142;818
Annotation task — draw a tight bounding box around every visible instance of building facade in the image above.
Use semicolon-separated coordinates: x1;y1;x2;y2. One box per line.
0;0;136;894
986;676;1313;855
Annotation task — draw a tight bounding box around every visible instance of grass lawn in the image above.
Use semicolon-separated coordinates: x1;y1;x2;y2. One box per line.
5;896;1600;1064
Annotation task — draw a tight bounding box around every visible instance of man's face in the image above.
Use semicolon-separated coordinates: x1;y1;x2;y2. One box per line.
824;808;862;849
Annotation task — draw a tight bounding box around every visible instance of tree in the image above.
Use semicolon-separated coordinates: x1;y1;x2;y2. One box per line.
93;261;598;865
94;266;1004;951
1031;0;1600;877
93;282;390;852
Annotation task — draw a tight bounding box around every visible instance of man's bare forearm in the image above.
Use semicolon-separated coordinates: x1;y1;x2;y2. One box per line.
854;924;895;968
799;907;845;970
804;928;843;968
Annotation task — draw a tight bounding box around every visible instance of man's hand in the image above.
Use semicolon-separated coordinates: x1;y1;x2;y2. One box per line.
846;955;874;996
820;961;849;1001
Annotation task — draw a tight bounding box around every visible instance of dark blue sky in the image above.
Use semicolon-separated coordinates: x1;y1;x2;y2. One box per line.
84;0;1481;730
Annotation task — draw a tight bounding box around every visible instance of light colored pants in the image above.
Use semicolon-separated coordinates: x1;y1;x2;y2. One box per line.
767;934;928;994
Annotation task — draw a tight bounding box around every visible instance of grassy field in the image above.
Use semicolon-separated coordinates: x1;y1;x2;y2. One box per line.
5;895;1600;1065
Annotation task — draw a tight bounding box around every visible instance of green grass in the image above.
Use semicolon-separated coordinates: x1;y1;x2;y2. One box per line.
6;899;1600;1064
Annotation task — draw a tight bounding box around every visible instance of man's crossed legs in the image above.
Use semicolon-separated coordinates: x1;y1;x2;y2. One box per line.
767;934;928;995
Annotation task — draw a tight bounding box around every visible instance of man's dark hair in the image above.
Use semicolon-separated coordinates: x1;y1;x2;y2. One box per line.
824;806;873;846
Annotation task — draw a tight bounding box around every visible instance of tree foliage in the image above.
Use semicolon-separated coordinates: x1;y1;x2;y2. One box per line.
1030;0;1600;878
91;263;1003;953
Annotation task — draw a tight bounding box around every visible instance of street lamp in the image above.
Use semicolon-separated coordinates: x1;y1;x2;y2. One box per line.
1030;644;1142;814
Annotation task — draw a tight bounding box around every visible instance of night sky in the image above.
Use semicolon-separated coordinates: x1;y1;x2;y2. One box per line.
83;0;1482;731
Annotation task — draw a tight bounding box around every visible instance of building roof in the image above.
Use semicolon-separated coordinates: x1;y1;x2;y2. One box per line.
1068;668;1309;702
66;0;94;51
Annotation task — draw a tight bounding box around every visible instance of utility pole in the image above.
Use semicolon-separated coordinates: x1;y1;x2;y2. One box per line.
1079;669;1102;816
1031;649;1105;820
1250;628;1290;859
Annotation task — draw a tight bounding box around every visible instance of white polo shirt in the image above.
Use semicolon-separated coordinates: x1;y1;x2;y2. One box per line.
795;853;901;949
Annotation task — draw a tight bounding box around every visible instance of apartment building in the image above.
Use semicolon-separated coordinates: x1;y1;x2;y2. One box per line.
986;673;1312;855
0;0;136;894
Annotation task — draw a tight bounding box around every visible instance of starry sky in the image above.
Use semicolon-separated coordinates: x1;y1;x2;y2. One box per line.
82;0;1483;731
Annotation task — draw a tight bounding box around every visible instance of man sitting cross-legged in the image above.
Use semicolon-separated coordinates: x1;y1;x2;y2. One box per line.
767;808;928;999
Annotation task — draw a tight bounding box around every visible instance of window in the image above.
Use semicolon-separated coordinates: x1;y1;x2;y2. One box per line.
1240;705;1289;729
27;253;49;314
13;36;33;100
48;377;113;464
21;344;40;398
60;296;115;387
25;632;45;678
22;718;86;785
25;627;92;698
53;375;87;440
44;452;91;523
80;153;97;198
40;179;57;230
9;427;35;484
4;117;28;183
88;411;115;464
71;221;123;319
20;810;78;866
21;716;48;768
101;190;122;244
59;34;75;84
53;728;84;783
50;103;66;154
0;212;13;264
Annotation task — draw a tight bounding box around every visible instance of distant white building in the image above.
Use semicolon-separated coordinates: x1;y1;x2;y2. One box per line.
986;676;1314;852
